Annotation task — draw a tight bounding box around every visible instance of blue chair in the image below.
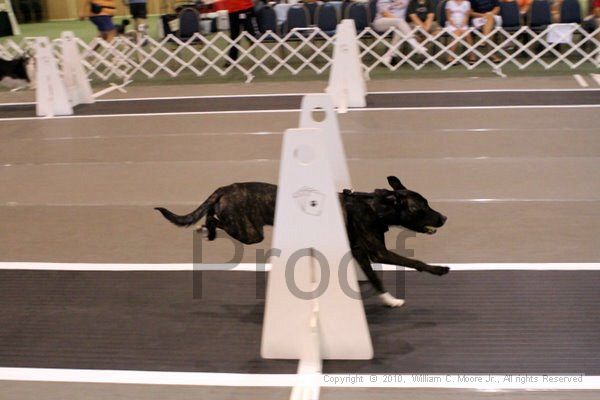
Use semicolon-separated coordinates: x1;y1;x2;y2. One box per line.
328;1;343;17
304;1;320;25
284;5;311;35
500;1;521;32
345;2;370;31
316;3;338;35
341;0;352;21
560;0;582;23
528;0;551;32
178;7;200;40
257;5;279;39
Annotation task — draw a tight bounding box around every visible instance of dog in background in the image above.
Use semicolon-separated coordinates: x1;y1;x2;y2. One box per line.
156;176;449;307
0;54;35;91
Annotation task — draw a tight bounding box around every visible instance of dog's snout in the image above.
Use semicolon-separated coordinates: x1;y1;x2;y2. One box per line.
439;215;447;225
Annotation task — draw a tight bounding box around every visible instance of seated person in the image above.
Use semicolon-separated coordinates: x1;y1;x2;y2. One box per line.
550;0;563;23
516;0;532;14
373;0;428;64
469;0;502;61
407;0;441;37
583;0;600;37
445;0;476;63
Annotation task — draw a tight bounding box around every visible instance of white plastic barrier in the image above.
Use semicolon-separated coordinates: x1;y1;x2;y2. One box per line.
298;94;367;281
34;37;72;117
261;95;373;399
61;31;94;107
326;20;367;112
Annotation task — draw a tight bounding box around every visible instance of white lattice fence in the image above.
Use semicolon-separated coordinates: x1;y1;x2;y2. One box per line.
1;25;598;83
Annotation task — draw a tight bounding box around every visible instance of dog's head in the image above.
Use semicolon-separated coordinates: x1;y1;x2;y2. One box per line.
374;176;447;235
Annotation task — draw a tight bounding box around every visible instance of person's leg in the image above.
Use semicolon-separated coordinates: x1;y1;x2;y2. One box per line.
131;3;148;32
466;31;476;62
91;15;116;42
241;8;257;37
373;18;400;62
103;16;116;42
228;11;241;61
482;13;494;36
395;18;426;52
373;17;425;61
448;28;461;62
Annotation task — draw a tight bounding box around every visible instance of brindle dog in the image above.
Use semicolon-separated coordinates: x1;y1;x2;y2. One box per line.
156;176;448;307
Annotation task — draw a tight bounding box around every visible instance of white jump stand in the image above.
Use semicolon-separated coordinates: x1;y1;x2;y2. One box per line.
299;94;367;282
326;19;367;113
34;37;72;117
261;96;373;400
60;31;94;107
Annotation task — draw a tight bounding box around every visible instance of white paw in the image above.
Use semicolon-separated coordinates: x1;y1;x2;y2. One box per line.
379;292;405;308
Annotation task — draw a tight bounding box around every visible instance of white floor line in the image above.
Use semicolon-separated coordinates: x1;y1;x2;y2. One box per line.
0;368;598;390
573;74;589;87
0;262;599;271
591;73;600;87
1;104;599;122
1;87;598;107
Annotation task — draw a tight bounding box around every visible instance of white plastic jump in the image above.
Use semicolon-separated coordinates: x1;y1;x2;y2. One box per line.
34;37;73;117
61;31;94;107
261;95;372;400
34;32;96;117
326;19;367;113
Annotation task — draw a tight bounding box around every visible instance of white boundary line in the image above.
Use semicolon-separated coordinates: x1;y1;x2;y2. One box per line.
0;263;599;271
1;88;599;106
1;104;600;122
0;368;598;390
591;74;600;87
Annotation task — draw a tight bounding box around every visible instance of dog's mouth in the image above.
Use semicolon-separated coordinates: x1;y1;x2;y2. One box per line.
424;226;437;235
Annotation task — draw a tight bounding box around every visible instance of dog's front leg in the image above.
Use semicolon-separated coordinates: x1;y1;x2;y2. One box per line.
350;246;405;308
370;249;449;276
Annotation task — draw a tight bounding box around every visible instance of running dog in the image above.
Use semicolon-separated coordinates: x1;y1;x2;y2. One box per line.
0;55;34;90
156;176;449;307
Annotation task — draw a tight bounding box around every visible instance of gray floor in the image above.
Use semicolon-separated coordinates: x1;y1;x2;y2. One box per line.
0;76;598;399
0;270;598;374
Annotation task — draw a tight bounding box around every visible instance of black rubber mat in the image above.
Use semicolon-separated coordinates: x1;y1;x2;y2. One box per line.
0;90;599;118
0;270;598;374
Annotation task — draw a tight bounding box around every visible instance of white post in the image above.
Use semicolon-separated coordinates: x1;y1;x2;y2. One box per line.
34;37;73;117
61;31;94;106
261;99;373;364
299;94;352;191
299;94;367;281
326;19;367;113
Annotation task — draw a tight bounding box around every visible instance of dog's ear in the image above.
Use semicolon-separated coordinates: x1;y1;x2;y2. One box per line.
387;176;406;191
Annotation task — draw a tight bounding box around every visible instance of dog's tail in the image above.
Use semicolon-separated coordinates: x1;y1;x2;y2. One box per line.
155;193;217;227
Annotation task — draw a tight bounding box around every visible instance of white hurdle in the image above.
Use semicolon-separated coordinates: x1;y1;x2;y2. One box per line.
60;31;94;107
326;19;367;113
299;94;368;282
34;32;98;117
34;37;73;117
261;95;373;400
